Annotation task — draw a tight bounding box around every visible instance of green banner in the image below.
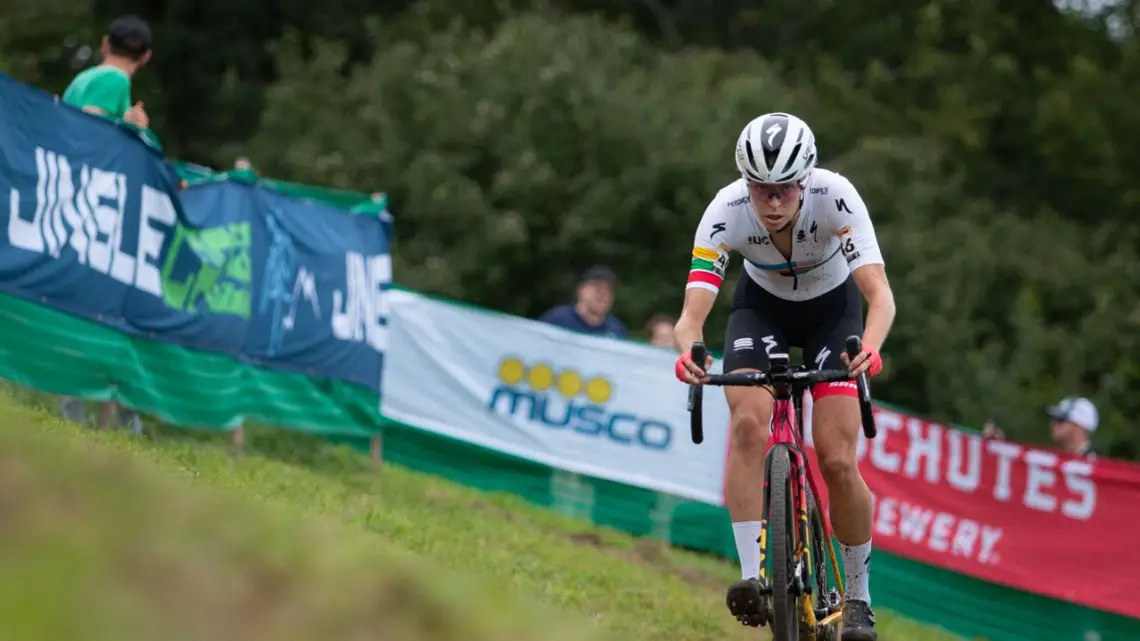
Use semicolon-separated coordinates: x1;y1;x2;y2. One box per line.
0;293;380;435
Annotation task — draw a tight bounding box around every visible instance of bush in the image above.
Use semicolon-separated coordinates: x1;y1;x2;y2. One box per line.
246;13;1140;457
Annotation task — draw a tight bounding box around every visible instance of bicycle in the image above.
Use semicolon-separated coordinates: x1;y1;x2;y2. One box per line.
686;336;878;641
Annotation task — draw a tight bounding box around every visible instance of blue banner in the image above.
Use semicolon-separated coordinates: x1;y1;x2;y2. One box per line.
0;74;392;392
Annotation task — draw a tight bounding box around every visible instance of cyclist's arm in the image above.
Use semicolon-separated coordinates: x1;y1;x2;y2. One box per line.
674;201;731;354
851;263;895;353
833;175;895;352
674;288;716;354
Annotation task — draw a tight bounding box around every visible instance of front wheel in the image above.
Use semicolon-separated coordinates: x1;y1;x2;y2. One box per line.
768;446;799;641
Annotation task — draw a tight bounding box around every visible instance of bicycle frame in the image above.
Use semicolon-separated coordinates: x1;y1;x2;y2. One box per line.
757;383;846;633
686;335;877;637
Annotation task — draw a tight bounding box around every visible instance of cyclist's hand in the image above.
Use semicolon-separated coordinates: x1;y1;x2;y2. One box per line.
674;351;713;384
841;347;883;378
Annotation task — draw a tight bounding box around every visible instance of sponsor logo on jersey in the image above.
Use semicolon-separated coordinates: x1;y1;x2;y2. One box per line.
810;187;829;195
797;221;820;243
836;198;853;214
727;196;750;207
710;222;727;238
747;235;770;246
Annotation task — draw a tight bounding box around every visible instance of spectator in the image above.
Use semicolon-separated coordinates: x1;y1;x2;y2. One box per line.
61;15;153;129
1048;396;1099;458
56;14;153;435
644;313;677;349
981;410;1010;441
539;265;627;338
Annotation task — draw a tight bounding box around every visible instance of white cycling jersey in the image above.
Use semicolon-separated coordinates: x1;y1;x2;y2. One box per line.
686;168;884;301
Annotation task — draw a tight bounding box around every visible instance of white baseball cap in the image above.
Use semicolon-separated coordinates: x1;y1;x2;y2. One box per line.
1048;397;1099;433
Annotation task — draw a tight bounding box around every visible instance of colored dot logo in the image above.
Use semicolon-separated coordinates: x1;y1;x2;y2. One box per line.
528;363;554;391
557;370;582;398
496;357;612;404
585;377;611;404
498;357;526;386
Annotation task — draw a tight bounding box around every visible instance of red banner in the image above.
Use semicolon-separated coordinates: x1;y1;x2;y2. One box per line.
739;400;1140;618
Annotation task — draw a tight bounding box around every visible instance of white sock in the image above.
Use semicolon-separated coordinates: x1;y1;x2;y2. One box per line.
732;521;763;580
840;539;872;605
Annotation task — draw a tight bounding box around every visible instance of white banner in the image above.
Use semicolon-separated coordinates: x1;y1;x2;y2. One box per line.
381;290;731;504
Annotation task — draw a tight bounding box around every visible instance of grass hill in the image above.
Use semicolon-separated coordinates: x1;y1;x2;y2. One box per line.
0;390;961;641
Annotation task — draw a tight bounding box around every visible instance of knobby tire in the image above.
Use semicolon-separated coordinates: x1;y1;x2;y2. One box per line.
769;446;799;641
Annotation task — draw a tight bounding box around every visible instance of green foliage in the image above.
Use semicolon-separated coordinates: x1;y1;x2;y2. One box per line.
0;0;96;85
249;16;806;315
245;13;1140;458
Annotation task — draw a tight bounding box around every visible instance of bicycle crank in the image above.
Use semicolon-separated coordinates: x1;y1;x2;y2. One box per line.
799;618;842;641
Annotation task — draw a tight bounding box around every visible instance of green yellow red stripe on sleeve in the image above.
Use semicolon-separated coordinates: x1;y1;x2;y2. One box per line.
692;246;718;261
687;256;723;291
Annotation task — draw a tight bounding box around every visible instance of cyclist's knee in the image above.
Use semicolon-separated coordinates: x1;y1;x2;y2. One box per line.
818;449;859;485
731;411;770;451
727;390;772;452
812;395;862;484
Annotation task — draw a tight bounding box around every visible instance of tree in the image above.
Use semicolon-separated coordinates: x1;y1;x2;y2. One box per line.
244;13;1140;457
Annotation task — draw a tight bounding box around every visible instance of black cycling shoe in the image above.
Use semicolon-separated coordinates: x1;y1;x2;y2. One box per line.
725;577;767;627
841;599;878;640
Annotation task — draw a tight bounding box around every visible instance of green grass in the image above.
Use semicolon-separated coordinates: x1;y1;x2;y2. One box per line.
0;390;963;641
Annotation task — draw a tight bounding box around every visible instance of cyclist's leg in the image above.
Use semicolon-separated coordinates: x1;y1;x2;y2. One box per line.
722;300;784;579
803;277;876;638
723;357;777;578
721;285;786;625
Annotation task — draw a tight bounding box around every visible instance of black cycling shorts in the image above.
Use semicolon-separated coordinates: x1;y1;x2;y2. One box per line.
722;273;863;375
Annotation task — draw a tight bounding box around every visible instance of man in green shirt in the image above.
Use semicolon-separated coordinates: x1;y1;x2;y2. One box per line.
62;15;152;129
57;15;154;434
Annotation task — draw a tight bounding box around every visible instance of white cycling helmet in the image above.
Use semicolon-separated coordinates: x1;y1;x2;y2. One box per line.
734;112;818;184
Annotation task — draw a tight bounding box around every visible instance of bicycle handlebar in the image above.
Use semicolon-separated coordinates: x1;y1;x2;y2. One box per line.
686;334;877;445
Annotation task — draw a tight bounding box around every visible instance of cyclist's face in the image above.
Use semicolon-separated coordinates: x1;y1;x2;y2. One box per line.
746;180;802;231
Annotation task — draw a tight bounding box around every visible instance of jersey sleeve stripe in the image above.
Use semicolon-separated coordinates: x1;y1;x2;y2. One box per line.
687;269;722;290
690;257;718;272
686;279;720;293
692;246;718;260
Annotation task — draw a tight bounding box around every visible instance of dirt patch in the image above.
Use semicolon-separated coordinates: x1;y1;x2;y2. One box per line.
562;529;726;590
569;531;605;547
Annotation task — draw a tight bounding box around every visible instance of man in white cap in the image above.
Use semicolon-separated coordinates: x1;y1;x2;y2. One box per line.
1048;397;1099;458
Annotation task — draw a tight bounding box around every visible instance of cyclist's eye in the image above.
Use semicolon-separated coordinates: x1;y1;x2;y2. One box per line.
748;182;794;195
